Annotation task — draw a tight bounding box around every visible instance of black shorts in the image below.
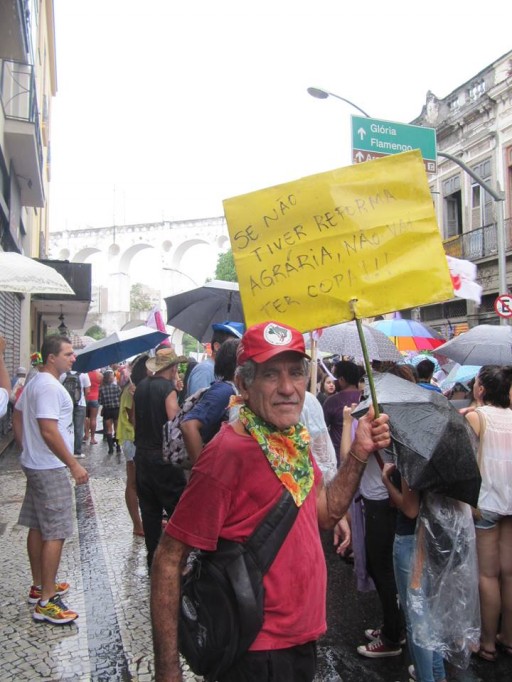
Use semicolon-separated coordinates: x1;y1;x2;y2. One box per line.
218;641;317;682
102;406;119;421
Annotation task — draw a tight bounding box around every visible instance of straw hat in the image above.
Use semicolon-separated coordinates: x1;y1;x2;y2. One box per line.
145;348;187;374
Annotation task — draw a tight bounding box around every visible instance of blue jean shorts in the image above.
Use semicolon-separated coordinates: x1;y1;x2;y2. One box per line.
474;509;508;530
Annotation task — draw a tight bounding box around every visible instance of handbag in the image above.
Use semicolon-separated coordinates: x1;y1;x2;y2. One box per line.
178;489;299;680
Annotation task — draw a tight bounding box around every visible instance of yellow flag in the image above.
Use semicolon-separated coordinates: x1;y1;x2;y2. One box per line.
223;150;453;332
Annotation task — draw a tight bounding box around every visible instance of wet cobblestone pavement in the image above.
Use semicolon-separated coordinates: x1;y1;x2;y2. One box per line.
0;438;163;682
1;436;510;681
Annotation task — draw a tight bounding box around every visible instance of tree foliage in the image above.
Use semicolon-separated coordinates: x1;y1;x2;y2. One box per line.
130;282;153;311
214;249;237;282
85;324;106;340
182;333;201;356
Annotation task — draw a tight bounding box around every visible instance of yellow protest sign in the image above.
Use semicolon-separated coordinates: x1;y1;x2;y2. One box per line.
223;150;453;332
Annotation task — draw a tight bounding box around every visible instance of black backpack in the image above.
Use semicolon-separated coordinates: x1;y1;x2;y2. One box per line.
179;490;298;680
63;372;82;406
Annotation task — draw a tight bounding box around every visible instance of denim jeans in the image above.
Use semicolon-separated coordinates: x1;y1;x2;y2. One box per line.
393;534;446;682
73;405;86;455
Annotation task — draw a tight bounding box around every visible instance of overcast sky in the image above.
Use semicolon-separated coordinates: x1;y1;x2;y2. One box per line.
49;0;511;283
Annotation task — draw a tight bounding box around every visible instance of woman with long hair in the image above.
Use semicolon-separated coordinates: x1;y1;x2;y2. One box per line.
316;374;336;406
465;365;512;661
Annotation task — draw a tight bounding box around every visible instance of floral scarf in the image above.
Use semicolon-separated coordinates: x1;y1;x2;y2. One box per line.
238;404;314;507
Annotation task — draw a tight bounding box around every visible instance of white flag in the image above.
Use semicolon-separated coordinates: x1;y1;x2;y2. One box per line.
446;256;482;305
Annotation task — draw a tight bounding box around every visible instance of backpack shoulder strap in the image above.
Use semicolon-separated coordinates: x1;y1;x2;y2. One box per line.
245;490;299;574
220;490;298;653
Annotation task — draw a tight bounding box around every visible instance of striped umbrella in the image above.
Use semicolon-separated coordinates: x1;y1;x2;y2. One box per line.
371;319;446;352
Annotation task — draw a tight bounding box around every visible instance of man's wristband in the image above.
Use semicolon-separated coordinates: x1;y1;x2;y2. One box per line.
349;449;368;466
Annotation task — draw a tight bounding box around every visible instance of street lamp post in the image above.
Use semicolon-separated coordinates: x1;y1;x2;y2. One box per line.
307;87;371;118
307;87;509;325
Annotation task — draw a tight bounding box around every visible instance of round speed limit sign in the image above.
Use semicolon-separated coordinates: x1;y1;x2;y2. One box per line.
494;294;512;318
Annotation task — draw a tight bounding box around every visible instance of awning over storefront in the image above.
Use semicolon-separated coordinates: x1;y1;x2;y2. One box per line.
31;259;92;331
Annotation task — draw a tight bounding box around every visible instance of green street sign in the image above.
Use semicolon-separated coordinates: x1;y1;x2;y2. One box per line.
351;115;437;173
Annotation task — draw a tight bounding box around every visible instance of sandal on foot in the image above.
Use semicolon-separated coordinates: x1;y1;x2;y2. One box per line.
476;648;497;662
496;635;512;656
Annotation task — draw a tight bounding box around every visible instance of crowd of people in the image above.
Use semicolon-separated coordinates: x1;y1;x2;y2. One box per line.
316;354;512;681
3;321;512;682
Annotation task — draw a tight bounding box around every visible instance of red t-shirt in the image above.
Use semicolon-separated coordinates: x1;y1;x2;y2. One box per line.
166;422;327;651
87;370;102;401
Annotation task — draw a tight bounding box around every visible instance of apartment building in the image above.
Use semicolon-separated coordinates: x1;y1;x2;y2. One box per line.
0;0;90;436
409;50;512;335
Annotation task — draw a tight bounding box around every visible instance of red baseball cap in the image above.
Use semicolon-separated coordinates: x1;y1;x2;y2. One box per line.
236;321;310;365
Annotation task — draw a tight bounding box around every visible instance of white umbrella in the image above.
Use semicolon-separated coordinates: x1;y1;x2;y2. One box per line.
435;325;512;365
72;326;170;372
304;321;403;362
0;252;75;295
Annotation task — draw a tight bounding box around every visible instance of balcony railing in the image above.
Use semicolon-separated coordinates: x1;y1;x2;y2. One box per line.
443;219;512;260
1;59;36;119
0;59;43;172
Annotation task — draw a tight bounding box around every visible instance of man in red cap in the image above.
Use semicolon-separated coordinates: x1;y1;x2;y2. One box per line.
151;321;391;682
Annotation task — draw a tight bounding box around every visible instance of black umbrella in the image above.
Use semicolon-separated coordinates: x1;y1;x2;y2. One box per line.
165;280;245;343
353;373;481;506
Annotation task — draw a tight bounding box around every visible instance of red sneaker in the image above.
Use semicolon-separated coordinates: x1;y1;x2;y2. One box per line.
357;636;402;658
28;581;70;605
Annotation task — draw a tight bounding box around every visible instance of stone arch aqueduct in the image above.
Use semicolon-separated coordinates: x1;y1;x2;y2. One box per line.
49;217;230;331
